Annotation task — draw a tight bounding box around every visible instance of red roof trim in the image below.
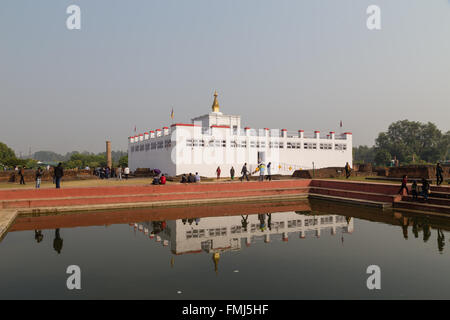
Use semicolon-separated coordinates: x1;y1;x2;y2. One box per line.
314;131;320;133
211;125;230;128
162;127;169;129
344;132;352;135
155;129;161;131
244;127;251;130
170;123;200;127
281;129;287;131
264;128;270;130
329;131;335;134
150;131;155;133
298;130;304;132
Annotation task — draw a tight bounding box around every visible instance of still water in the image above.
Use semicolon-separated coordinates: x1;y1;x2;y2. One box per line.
0;199;449;299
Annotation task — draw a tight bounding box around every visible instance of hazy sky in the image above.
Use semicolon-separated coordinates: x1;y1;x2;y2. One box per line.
1;0;449;155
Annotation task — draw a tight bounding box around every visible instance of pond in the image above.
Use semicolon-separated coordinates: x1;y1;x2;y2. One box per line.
0;199;449;299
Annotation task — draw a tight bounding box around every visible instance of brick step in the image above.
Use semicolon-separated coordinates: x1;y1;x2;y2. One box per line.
402;195;450;206
430;192;450;199
0;180;311;201
1;187;309;209
394;201;450;214
430;185;450;193
309;187;401;203
308;193;391;208
310;180;400;195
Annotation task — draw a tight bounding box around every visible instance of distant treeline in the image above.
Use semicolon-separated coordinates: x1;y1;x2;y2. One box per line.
32;150;128;169
0;144;128;170
354;120;449;166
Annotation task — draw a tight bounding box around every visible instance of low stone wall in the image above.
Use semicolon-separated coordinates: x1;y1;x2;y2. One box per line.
387;165;449;179
292;167;346;179
0;169;95;183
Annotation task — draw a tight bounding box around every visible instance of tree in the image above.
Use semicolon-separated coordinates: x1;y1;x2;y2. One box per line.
119;155;128;167
375;120;448;164
374;149;392;166
353;145;375;164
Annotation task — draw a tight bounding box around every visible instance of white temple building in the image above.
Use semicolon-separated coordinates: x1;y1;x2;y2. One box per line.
128;92;352;177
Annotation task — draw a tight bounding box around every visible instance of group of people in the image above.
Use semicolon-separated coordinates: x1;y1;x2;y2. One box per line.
399;175;431;200
398;163;446;201
16;163;64;189
180;172;201;183
213;162;273;182
93;166;130;180
152;173;167;185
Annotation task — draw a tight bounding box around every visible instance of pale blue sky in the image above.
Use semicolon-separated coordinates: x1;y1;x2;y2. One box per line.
1;0;449;154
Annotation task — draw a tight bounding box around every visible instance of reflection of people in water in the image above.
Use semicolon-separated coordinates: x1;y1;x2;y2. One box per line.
182;218;187;225
241;215;249;232
401;217;409;240
53;229;63;254
152;221;167;234
258;214;266;231
34;230;43;243
437;229;445;253
195;218;200;225
422;224;431;243
412;219;419;238
212;252;220;274
266;213;272;231
188;218;194;225
345;216;352;224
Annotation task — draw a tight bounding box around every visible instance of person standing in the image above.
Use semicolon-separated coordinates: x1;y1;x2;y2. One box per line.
124;166;130;180
436;162;444;186
216;166;221;180
54;163;64;189
19;166;26;185
344;162;351;179
240;163;249;181
398;175;409;195
266;162;272;181
421;178;430;201
35;167;43;189
230;167;235;180
411;180;418;201
116;166;122;180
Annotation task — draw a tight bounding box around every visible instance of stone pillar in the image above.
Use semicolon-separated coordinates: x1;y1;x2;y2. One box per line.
106;141;112;168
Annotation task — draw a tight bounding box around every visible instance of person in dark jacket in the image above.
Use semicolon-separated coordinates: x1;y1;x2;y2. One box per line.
436;162;444;186
54;163;64;189
240;163;249;181
420;178;430;201
19;166;26;185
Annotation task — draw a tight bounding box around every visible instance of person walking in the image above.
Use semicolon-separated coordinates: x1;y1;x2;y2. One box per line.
19;166;26;185
266;162;272;181
259;163;265;182
35;167;43;189
230;167;235;180
124;166;130;180
344;162;351;179
436;162;444;186
54;162;64;189
216;166;221;180
398;175;409;195
240;163;249;181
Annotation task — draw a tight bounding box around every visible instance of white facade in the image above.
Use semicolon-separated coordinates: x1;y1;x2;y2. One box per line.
128;93;353;177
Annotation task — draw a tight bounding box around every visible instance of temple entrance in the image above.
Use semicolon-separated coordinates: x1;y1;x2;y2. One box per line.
257;151;266;164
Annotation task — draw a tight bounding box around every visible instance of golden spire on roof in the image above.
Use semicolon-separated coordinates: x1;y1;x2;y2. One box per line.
212;90;220;113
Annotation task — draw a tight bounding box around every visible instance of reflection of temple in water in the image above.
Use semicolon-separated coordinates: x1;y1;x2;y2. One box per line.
133;211;353;255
